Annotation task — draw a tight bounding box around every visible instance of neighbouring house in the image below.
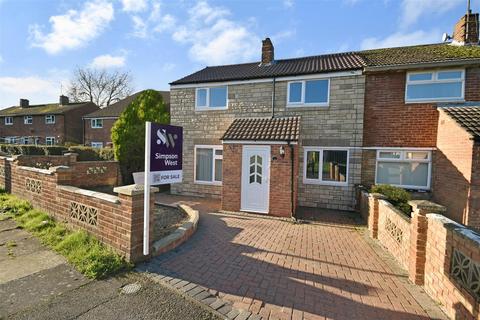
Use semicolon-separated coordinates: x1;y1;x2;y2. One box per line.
434;105;480;228
0;95;98;145
359;11;480;229
170;38;366;217
83;90;170;148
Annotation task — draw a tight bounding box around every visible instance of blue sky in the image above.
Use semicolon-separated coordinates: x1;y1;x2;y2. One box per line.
0;0;474;108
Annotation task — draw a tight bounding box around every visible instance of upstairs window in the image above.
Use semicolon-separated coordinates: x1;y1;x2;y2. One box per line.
287;79;329;107
45;115;55;124
91;118;103;128
24;116;33;124
195;87;228;110
405;70;464;103
4;117;13;125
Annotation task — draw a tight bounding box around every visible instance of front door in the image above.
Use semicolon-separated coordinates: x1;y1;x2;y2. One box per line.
241;145;270;214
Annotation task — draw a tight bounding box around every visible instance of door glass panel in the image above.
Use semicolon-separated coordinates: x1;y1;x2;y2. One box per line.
248;154;263;184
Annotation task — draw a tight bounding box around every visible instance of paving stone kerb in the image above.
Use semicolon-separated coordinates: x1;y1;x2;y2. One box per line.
358;187;480;319
0;153;158;262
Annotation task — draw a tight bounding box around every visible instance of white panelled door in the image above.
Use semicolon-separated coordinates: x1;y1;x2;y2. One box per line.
241;145;270;214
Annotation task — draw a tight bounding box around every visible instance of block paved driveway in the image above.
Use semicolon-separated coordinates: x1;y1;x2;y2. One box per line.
144;194;446;320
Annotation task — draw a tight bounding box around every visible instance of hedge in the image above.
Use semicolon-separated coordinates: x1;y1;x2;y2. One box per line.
371;184;412;215
0;144;115;161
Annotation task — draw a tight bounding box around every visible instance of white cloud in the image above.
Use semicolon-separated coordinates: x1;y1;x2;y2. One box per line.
0;70;69;109
161;62;175;71
131;15;148;38
283;0;294;8
400;0;463;28
153;14;176;33
29;0;114;54
172;1;259;65
361;29;440;50
90;54;126;68
121;0;147;12
271;30;295;44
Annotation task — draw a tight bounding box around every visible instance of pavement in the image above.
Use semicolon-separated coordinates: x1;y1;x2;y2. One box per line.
139;193;449;320
0;216;220;320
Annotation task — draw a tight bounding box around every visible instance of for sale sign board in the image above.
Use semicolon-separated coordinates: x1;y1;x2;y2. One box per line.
149;123;183;185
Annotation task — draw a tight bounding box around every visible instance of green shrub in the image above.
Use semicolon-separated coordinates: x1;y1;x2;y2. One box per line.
0;193;130;279
68;146;115;161
111;90;169;184
371;184;412;215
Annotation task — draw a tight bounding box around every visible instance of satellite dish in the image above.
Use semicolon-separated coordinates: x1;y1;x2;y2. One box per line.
442;32;452;42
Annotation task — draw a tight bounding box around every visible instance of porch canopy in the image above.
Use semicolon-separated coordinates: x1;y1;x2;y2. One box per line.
221;116;300;143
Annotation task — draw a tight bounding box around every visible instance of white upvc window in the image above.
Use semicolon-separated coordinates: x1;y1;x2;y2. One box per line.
5;137;16;144
22;137;30;144
91;142;103;148
24;115;33;124
91;118;103;128
4;117;13;125
287;79;330;107
375;149;432;190
303;147;349;186
405;69;465;103
45;115;55;124
194;145;223;184
45;137;55;146
195;86;228;110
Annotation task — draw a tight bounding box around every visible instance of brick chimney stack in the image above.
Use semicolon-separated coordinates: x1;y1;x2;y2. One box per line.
59;95;69;105
19;99;29;108
261;38;274;65
453;10;479;45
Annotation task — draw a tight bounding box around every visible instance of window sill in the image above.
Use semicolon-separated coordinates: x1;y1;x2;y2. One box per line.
303;179;348;187
195;107;228;111
287;104;329;108
375;182;430;191
194;181;222;186
405;98;465;104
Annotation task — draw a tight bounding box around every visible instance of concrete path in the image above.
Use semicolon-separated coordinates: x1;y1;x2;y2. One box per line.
142;193;448;320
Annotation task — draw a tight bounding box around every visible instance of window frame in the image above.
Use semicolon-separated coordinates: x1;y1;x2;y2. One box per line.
91;142;104;148
91;118;103;129
287;79;330;108
193;145;223;185
375;149;432;190
45;115;55;124
195;86;228;111
405;69;465;103
4;117;13;125
303;147;349;186
24;115;33;125
45;137;55;146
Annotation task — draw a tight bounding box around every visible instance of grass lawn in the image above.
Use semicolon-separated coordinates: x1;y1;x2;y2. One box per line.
0;190;131;279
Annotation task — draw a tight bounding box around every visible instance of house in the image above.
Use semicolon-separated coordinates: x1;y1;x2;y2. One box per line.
83;90;170;148
170;38;366;217
0;95;98;145
359;11;480;229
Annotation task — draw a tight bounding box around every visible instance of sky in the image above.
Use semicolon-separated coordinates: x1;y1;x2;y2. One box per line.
0;0;475;109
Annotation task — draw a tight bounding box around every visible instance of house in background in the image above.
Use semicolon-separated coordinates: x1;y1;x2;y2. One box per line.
83;90;170;148
0;95;98;145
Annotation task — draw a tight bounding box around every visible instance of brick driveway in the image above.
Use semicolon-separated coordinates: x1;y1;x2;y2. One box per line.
144;194;446;320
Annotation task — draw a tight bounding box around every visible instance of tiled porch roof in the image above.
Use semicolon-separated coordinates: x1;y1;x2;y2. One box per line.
221;117;300;142
440;104;480;140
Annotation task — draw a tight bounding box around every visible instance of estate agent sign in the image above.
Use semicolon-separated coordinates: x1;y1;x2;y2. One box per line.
143;122;183;255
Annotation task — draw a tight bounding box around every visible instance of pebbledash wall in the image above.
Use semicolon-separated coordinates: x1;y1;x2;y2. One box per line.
0;153;154;262
170;74;365;211
358;188;480;319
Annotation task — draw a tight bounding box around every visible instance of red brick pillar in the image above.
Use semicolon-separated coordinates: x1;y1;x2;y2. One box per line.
114;184;157;262
408;200;446;285
63;152;78;165
367;193;387;239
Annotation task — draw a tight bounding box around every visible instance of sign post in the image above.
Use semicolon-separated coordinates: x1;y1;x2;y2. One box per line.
143;122;183;256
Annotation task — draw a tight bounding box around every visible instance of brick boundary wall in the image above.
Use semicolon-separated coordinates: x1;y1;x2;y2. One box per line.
1;153;155;262
358;187;480;319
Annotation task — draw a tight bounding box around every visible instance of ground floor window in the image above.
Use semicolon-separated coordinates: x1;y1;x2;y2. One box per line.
91;142;103;148
194;145;222;184
46;137;55;145
303;147;349;186
375;149;431;190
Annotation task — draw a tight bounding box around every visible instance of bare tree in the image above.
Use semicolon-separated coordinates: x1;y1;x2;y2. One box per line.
68;68;133;107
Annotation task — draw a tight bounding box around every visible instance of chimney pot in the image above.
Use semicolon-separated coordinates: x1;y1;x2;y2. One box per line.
261;38;274;65
19;99;29;108
59;95;69;105
452;12;479;45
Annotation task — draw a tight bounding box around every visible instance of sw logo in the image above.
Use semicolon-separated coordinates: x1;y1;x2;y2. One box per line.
156;129;178;148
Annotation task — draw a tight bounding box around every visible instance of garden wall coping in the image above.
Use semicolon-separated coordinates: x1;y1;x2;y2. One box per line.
427;213;480;246
56;185;120;204
113;184;159;196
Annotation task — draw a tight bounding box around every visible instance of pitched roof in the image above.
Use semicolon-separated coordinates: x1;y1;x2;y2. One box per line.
171;43;480;85
84;90;170;118
359;43;480;68
170;53;364;85
221;117;300;142
0;102;95;117
440;104;480;140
